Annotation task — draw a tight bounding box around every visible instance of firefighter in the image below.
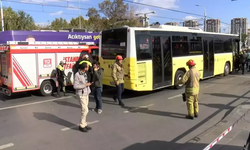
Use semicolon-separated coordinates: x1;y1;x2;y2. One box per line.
112;55;127;107
56;60;67;97
179;59;201;120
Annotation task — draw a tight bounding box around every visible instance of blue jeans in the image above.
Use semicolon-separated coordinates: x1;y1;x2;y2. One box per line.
94;87;102;110
115;83;124;103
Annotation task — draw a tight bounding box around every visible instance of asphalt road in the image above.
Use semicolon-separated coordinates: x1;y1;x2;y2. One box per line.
0;73;249;150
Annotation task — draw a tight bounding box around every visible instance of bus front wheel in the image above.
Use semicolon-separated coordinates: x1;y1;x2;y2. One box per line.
174;70;185;89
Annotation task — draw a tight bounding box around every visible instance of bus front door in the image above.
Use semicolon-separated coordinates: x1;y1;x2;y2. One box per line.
152;36;172;89
203;38;214;78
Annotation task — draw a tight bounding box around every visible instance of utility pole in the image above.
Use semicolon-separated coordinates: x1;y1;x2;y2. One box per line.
0;0;4;31
78;0;81;29
195;5;206;32
135;11;156;27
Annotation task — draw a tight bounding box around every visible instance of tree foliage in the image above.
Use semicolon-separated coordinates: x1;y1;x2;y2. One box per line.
1;7;36;30
48;0;141;31
0;0;142;32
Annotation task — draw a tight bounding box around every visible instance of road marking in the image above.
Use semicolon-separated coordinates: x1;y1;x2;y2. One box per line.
204;84;215;89
0;96;73;111
61;120;99;131
124;104;154;113
0;143;14;149
168;94;182;100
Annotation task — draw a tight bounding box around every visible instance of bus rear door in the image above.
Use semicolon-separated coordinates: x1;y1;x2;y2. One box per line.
152;36;172;89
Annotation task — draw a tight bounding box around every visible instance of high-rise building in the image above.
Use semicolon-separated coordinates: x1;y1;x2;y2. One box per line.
164;22;179;26
206;19;221;33
231;18;248;35
183;20;199;28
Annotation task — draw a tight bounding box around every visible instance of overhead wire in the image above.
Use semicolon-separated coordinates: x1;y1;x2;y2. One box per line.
122;0;230;25
13;8;79;16
2;0;89;10
4;0;230;27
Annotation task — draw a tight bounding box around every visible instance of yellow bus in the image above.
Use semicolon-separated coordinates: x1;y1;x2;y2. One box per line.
99;25;239;91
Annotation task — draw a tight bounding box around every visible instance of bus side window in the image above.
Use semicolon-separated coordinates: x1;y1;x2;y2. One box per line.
136;35;152;60
214;37;224;53
172;35;189;57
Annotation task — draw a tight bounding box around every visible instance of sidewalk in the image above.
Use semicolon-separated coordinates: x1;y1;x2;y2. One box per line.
178;100;250;150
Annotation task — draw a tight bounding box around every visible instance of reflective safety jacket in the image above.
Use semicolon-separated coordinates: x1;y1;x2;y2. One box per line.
181;66;201;95
112;62;125;84
56;65;66;80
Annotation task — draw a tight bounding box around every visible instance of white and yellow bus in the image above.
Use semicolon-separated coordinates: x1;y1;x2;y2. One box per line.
99;25;239;91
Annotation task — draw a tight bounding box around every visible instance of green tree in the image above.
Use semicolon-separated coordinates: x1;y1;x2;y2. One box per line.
0;7;36;30
50;17;70;30
241;33;248;48
16;11;36;30
85;0;141;31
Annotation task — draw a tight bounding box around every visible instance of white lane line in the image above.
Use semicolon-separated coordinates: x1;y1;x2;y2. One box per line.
0;143;14;150
168;94;182;100
61;120;99;131
204;84;215;89
124;104;154;113
0;96;73;111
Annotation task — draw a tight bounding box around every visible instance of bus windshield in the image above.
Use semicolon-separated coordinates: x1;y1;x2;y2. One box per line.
101;28;127;59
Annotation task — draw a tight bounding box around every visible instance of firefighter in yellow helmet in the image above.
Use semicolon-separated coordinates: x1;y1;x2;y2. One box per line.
179;59;201;119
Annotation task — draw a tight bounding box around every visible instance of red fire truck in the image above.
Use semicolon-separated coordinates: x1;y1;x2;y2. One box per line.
0;41;98;96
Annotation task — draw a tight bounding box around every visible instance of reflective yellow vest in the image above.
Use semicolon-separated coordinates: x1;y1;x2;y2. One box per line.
57;65;64;71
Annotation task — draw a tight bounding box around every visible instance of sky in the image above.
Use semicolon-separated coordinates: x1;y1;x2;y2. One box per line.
2;0;250;33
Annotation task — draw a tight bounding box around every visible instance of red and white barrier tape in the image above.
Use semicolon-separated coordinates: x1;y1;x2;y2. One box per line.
203;109;250;150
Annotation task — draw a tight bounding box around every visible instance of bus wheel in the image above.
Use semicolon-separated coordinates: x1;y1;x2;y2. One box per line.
39;80;55;96
224;63;230;76
174;70;185;89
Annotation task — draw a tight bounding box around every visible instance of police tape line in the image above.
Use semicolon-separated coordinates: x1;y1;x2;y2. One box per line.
203;109;250;150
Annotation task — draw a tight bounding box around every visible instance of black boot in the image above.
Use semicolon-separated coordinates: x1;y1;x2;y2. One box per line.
119;101;125;107
113;96;117;102
56;93;60;98
186;115;194;120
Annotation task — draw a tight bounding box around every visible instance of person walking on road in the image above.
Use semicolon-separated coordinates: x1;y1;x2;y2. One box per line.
73;62;93;132
56;60;67;97
179;59;201;120
92;61;104;114
112;55;127;107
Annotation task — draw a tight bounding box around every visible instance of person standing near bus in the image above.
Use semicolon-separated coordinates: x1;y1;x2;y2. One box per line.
112;55;126;107
240;51;248;74
92;61;104;114
74;62;92;132
56;60;67;97
179;59;201;120
79;55;93;83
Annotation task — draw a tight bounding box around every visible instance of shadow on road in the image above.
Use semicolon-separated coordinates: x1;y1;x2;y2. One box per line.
0;91;41;102
204;93;250;99
53;97;119;109
122;140;244;150
199;103;235;110
33;112;78;131
123;106;187;120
